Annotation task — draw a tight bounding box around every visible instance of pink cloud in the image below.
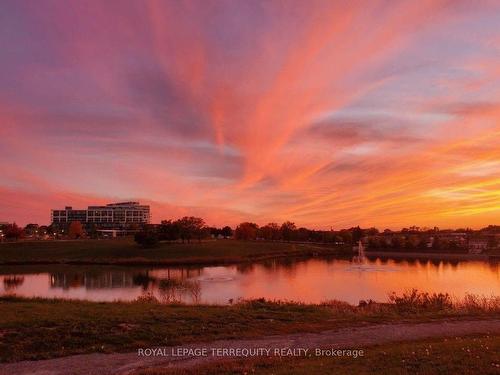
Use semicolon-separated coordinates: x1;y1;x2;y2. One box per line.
1;0;499;229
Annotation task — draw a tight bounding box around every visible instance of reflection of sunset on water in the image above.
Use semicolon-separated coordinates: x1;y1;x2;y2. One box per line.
1;259;498;304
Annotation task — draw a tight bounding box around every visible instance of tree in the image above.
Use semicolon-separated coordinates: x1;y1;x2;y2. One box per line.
208;227;220;237
368;237;380;249
38;225;49;237
432;236;441;250
176;216;206;243
338;230;353;245
23;224;39;237
481;225;500;233
391;236;403;250
159;220;181;241
296;227;310;242
221;226;233;238
260;223;280;241
418;237;428;250
235;222;258;240
405;236;417;250
68;221;84;239
351;226;364;243
87;223;98;239
321;230;335;243
280;221;297;241
134;230;159;248
3;223;23;241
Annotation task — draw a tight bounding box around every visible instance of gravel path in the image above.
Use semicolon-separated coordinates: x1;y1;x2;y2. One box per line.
1;319;498;375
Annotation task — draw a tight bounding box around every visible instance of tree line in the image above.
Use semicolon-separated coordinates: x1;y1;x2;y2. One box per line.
134;217;233;247
3;220;498;252
133;219;365;248
233;221;366;243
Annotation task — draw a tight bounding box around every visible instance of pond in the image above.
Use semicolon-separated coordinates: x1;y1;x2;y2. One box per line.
1;257;498;304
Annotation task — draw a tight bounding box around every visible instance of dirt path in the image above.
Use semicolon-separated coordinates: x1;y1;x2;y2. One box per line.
1;319;499;375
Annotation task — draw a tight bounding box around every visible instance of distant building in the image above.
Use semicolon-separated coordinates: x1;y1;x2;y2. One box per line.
468;238;488;254
51;202;150;229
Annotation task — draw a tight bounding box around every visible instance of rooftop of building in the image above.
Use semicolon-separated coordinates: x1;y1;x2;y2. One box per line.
53;202;149;211
105;202;140;207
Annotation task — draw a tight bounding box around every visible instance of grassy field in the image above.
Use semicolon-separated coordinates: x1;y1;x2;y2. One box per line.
0;294;498;362
0;239;345;265
137;335;500;375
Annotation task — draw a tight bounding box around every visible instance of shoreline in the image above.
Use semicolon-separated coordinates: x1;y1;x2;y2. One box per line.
0;249;495;268
366;250;490;261
0;247;344;267
0;239;495;267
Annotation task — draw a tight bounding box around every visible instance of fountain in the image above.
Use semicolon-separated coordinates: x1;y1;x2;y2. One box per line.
353;240;366;264
348;240;399;272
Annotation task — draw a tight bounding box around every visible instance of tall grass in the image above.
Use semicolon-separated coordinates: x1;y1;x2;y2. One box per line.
231;289;500;316
3;289;498;316
388;289;453;313
457;293;500;313
388;289;500;314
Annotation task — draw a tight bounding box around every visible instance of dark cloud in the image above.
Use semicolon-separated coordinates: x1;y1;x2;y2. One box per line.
126;64;212;139
301;117;422;145
437;101;498;117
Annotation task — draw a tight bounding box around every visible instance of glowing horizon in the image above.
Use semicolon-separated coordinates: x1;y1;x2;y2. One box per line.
1;1;499;229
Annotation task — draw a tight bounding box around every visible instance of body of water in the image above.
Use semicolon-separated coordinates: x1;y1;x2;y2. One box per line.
1;257;498;304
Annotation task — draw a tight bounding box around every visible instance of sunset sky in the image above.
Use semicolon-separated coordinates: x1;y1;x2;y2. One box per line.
1;0;499;229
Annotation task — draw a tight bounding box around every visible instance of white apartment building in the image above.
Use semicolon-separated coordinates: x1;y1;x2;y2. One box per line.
51;202;150;228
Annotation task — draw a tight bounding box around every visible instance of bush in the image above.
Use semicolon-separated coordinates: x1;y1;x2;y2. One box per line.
134;293;160;303
3;223;23;240
134;231;159;248
389;289;453;313
459;294;500;313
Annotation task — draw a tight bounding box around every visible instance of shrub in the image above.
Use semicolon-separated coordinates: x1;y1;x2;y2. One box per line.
134;293;160;303
134;231;159;248
3;223;23;240
388;289;453;313
458;294;500;313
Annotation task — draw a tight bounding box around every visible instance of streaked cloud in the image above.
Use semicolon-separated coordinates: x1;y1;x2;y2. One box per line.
0;0;499;228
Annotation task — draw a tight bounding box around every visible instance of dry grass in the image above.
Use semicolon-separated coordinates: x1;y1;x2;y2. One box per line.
458;294;500;313
132;290;500;316
388;289;500;314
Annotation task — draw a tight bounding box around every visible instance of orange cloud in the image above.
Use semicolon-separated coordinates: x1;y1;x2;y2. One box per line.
1;0;499;228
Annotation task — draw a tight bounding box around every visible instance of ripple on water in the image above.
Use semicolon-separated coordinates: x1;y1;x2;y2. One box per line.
346;265;401;272
196;276;234;282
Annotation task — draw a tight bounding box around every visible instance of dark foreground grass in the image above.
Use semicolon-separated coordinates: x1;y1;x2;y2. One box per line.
137;335;500;375
0;239;343;265
0;293;498;363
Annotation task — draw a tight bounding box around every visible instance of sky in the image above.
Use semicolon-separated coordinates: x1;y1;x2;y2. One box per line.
0;0;499;229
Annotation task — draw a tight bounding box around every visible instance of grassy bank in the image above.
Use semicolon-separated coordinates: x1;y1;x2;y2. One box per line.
0;239;346;266
137;335;500;375
0;292;498;362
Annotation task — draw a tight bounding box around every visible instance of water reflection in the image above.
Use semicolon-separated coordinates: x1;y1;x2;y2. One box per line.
51;271;137;289
157;278;201;303
0;258;498;304
3;276;25;291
